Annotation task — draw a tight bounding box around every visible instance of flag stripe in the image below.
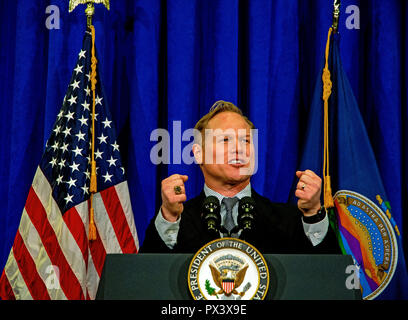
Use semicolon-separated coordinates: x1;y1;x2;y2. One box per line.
0;271;15;300
25;187;84;300
18;208;67;300
93;192;122;253
100;186;137;253
12;231;51;300
75;201;89;228
32;168;87;295
73;200;107;280
115;182;139;250
2;251;33;300
88;224;106;277
2;252;32;300
63;206;89;263
86;251;101;300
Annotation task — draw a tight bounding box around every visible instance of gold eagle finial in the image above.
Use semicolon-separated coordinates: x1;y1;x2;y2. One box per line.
69;0;110;13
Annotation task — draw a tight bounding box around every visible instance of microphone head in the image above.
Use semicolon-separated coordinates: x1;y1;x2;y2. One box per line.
238;196;256;232
201;196;221;235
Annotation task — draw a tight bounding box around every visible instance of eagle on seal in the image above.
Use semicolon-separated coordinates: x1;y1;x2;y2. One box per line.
209;262;249;297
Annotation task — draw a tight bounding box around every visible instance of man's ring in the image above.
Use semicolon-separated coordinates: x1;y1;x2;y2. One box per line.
301;183;306;190
174;186;182;195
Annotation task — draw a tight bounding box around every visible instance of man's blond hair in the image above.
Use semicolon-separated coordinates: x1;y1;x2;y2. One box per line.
193;101;255;145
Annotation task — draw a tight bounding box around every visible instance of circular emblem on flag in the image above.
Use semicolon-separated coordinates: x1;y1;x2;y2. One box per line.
188;238;269;300
334;190;399;300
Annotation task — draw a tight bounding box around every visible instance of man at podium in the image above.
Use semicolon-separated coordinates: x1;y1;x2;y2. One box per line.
141;101;340;254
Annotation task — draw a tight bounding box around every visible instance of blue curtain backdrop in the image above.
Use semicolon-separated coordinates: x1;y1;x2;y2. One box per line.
0;0;407;274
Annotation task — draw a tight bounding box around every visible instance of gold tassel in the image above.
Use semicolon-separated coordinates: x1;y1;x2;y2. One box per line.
322;27;334;208
88;25;98;241
90;160;97;193
89;207;97;240
324;176;334;208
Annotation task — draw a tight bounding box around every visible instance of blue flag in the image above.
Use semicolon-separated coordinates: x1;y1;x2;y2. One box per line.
297;30;408;300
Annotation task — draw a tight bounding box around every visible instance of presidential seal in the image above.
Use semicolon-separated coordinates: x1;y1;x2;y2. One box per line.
188;238;269;300
334;190;399;300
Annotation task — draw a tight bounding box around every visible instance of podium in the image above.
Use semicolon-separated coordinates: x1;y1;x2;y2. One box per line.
96;253;362;300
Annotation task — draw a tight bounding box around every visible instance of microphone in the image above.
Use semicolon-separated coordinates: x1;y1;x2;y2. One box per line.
238;196;256;236
201;196;221;236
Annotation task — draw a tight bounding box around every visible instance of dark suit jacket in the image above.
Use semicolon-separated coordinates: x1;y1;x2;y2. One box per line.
140;189;341;254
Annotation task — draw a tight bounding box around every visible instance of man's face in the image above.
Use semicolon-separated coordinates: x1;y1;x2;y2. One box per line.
194;111;256;187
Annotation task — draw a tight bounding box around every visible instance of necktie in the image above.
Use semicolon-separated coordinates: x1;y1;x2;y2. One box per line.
222;197;239;233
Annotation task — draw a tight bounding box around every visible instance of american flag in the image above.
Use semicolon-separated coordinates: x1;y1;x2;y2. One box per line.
0;29;139;300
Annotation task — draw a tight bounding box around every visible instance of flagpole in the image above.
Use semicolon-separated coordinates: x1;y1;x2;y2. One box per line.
322;0;341;209
85;2;95;27
332;0;341;33
69;0;110;241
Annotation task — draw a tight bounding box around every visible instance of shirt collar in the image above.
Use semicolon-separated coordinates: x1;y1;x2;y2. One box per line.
203;183;252;203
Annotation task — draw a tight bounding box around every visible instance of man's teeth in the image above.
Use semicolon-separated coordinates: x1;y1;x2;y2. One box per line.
229;159;243;164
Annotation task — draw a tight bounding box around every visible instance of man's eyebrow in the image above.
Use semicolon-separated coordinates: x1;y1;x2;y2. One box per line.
212;132;251;137
213;132;234;136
